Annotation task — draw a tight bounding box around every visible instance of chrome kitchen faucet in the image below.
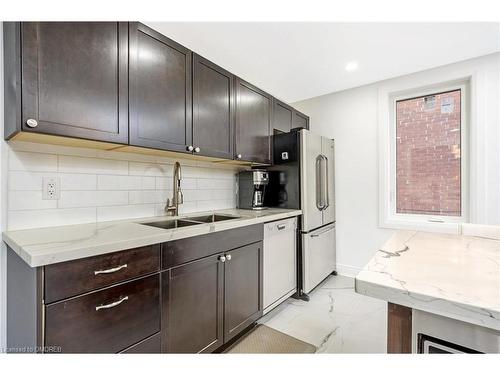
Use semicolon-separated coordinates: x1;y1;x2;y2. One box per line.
165;162;183;216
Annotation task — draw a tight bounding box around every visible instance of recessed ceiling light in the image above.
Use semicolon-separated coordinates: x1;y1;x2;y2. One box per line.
345;61;359;72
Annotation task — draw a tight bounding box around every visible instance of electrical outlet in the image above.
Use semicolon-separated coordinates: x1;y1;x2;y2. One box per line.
42;177;60;200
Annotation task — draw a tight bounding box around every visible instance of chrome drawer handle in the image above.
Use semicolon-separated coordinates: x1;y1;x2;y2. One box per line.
94;264;127;275
95;296;129;311
277;224;286;230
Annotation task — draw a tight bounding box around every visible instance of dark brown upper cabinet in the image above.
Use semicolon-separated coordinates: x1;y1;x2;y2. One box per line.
19;22;129;144
129;23;192;153
161;254;224;353
224;242;263;342
4;22;309;163
192;54;234;159
293;109;310;130
235;78;273;164
273;99;294;133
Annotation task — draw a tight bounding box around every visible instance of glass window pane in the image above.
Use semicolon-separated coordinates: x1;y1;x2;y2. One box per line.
396;89;461;216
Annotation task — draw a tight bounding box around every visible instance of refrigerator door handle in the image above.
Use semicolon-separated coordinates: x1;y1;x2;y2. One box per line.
323;155;330;210
315;155;325;210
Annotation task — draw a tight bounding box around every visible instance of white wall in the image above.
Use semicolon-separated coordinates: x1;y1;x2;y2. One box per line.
293;52;500;276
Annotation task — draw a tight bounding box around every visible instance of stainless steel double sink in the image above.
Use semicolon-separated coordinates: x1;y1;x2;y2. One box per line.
141;213;240;230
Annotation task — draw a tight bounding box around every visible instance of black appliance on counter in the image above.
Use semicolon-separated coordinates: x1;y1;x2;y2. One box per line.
237;169;269;210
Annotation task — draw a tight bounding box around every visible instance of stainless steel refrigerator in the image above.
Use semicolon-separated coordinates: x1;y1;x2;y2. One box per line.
266;128;336;299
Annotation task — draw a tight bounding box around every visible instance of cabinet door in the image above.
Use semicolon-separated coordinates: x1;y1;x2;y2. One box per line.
273;99;293;133
224;242;263;342
21;22;128;144
162;254;224;353
235;78;272;164
293;110;309;130
193;54;234;159
129;23;192;153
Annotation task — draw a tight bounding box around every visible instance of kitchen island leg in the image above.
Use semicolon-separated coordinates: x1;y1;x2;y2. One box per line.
387;303;412;353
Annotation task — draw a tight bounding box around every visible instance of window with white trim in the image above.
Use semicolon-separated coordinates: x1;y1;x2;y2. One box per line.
387;83;468;227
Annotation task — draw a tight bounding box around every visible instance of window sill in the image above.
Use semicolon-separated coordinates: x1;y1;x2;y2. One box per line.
380;218;461;234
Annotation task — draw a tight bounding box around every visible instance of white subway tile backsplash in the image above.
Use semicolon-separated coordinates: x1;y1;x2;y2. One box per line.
97;204;156;222
196;199;234;212
8;208;97;230
8;171;49;191
59;191;129;208
181;189;199;202
129;190;168;205
9;191;58;210
6;142;242;230
98;175;155;191
9;151;58;172
197;178;235;190
59;155;128;175
156;177;197;190
176;201;198;215
129;162;171;177
60;173;97;191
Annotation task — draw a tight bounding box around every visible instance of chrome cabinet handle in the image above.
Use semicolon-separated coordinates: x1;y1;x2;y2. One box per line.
186;145;194;152
236;154;242;159
219;255;226;263
26;118;38;128
194;147;201;153
95;296;129;311
277;224;286;230
226;254;232;261
94;264;127;275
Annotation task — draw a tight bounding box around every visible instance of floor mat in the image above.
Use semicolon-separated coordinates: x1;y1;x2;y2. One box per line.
225;325;317;354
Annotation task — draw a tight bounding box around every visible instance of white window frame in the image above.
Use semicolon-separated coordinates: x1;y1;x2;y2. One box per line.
379;79;470;233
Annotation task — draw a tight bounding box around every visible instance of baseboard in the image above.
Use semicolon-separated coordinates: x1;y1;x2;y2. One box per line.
335;263;362;278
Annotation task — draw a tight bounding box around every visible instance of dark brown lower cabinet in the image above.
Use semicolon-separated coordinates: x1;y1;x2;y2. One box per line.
45;274;160;353
121;333;161;354
224;242;263;342
7;224;265;354
161;254;224;353
162;241;263;353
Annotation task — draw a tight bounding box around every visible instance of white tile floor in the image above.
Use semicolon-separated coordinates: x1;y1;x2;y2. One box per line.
258;275;387;353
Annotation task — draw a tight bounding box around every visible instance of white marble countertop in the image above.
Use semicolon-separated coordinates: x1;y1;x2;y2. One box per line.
355;230;500;331
3;208;301;268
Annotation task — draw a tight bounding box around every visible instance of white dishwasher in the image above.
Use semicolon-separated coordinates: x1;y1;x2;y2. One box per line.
263;217;297;314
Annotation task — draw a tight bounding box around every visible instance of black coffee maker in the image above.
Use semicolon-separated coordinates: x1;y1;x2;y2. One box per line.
237;170;269;210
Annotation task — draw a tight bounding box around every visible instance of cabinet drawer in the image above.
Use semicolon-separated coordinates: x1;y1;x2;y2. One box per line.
162;224;263;269
45;244;160;303
121;333;161;354
45;274;160;353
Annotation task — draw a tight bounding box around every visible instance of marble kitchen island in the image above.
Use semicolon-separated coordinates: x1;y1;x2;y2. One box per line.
355;226;500;353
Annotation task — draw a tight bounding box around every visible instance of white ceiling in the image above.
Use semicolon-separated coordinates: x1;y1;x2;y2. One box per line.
145;22;500;103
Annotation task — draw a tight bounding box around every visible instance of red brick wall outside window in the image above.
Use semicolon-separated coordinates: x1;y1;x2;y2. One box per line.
396;90;461;216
